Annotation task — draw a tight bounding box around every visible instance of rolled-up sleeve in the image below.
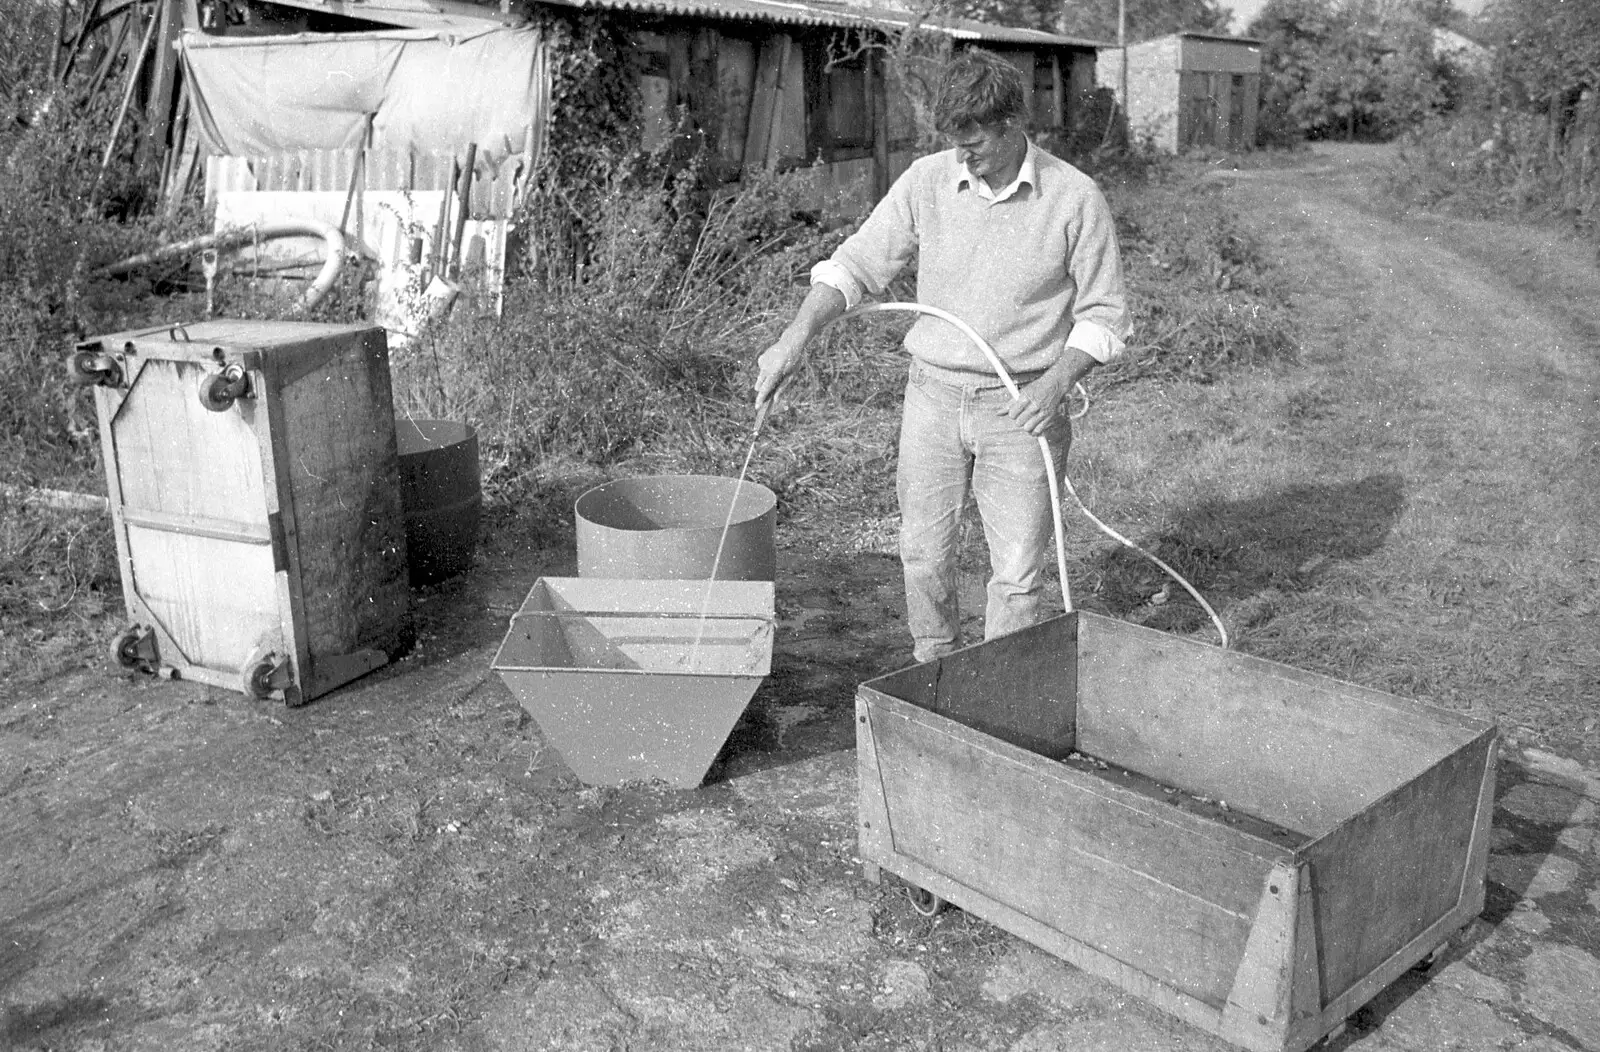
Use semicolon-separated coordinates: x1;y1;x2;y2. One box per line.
810;260;864;308
826;172;920;301
1065;186;1133;364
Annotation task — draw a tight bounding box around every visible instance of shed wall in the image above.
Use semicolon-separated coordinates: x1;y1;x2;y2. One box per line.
1097;37;1182;153
1100;34;1259;153
1179;37;1261;75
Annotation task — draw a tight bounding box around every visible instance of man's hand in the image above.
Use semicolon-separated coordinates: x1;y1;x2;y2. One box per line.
754;336;804;413
999;347;1097;437
752;282;848;415
1000;373;1071;437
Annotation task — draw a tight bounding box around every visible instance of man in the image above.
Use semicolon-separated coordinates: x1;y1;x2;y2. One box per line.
753;48;1132;663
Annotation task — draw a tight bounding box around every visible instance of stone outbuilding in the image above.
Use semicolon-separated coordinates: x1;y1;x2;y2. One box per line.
1097;31;1261;153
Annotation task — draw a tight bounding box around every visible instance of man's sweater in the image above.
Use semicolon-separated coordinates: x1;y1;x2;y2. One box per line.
816;142;1133;377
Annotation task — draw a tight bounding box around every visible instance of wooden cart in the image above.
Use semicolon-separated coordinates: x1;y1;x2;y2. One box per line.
73;320;412;705
856;612;1495;1052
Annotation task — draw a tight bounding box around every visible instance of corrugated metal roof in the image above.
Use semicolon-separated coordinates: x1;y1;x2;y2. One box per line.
534;0;1108;49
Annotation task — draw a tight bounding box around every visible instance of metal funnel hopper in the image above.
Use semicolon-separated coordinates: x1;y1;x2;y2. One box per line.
492;577;774;788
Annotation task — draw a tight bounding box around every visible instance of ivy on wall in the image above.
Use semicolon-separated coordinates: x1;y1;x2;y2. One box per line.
533;11;639;195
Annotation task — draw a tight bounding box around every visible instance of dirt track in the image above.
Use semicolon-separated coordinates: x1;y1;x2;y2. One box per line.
1215;143;1599;761
3;145;1599;1051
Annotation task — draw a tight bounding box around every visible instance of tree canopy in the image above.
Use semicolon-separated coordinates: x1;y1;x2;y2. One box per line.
951;0;1232;41
1486;0;1600;108
1248;0;1454;141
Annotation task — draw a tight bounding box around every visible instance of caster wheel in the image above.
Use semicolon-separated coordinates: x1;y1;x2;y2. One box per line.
200;367;249;412
241;647;287;700
68;350;118;387
108;625;155;672
907;884;946;917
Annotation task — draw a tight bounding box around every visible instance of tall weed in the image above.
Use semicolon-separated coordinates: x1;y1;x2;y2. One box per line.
1104;172;1297;386
392;163;856;497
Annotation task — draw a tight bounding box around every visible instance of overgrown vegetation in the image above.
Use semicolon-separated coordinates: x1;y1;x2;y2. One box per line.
0;5;1296;680
1249;0;1462;145
0;0;201;674
1385;0;1600;240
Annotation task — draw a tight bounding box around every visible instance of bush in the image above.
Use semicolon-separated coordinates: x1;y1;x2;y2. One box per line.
1103;173;1297;386
391;162;857;495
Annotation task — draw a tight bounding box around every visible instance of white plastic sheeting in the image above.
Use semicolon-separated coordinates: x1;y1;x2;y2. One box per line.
180;26;548;174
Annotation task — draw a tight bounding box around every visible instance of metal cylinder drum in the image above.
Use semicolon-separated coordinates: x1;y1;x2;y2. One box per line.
574;475;777;581
396;418;481;586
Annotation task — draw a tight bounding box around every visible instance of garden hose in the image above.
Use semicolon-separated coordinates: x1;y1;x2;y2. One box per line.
831;302;1230;649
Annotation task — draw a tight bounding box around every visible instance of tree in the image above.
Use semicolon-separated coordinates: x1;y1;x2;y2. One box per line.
1249;0;1449;142
1486;0;1600;159
953;0;1231;41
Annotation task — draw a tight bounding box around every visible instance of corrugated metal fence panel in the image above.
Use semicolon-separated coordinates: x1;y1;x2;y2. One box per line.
205;147;525;217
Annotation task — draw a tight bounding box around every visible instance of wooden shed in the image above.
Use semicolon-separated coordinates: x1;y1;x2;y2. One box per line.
1097;31;1261;153
548;0;1106;214
67;0;1102;337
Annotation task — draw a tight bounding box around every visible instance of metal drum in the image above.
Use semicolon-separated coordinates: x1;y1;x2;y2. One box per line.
574;475;776;581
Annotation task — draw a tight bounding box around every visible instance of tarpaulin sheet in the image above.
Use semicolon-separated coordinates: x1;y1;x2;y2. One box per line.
180;27;547;168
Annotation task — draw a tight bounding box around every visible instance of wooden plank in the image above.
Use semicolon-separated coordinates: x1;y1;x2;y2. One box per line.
123;525;279;671
742;34;794;173
1075;613;1488;836
140;0;182;176
772;37;806;167
96;380;139;643
120;506;271;545
1310;899;1480;1042
716;35;756;168
1457;735;1497;918
107;358;267;522
1218;861;1330;1051
272;327;409;681
870;51;889;201
261;343;313;705
1303;729;1495;1005
1214;72;1233;149
865;692;1283;1007
873;849;1241;1045
855;692;896;864
1241;73;1260;150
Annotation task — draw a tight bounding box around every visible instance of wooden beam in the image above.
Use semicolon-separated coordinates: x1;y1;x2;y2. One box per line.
743;34;791;174
247;0;520;29
141;0;183;178
870;49;889;200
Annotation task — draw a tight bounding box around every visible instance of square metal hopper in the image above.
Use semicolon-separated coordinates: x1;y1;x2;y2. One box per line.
492;577;774;788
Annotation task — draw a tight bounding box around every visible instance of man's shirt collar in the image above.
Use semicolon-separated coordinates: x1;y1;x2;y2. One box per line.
954;138;1038;203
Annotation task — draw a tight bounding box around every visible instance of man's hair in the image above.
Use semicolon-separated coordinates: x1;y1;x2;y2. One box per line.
933;49;1027;133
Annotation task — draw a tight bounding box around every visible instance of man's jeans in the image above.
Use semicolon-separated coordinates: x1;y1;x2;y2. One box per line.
897;359;1072;664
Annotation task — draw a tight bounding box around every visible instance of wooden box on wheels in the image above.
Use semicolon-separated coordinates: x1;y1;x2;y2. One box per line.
856;612;1496;1052
71;320;412;705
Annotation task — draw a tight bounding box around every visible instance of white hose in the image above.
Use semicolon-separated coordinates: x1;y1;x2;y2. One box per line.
96;220;348;314
834;301;1229;649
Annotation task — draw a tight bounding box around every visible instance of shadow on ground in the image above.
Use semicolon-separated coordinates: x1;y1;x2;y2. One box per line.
1083;472;1407;634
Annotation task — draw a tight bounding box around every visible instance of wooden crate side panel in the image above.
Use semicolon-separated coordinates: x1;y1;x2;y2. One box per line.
861;616;1078;758
274;330;410;666
107;356;280;670
124;527;280;669
865;848;1251;1046
1305;731;1495;1005
1075;615;1486;836
110;358;268;523
868;699;1279;1008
